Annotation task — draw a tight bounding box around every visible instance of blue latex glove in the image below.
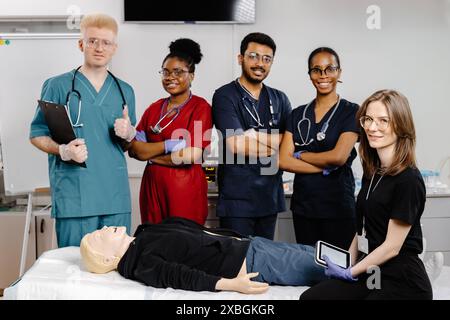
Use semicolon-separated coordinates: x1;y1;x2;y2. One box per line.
135;130;147;142
164;139;186;153
323;255;357;282
323;166;339;176
293;150;306;159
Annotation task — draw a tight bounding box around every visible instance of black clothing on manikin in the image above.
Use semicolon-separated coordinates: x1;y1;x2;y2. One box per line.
117;217;250;292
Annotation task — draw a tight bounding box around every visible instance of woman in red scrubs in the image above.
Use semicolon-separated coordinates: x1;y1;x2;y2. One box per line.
129;38;212;224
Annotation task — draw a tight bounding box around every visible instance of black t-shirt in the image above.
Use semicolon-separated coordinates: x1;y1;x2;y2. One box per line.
286;98;359;219
356;167;425;254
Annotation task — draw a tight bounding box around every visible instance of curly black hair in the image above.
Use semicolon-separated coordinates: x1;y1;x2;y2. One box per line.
162;38;203;73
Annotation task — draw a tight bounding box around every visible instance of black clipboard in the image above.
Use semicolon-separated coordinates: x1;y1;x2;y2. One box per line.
38;100;86;167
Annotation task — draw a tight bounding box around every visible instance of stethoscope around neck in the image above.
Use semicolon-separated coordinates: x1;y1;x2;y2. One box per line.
150;91;193;134
65;66;127;127
295;96;341;146
234;79;278;129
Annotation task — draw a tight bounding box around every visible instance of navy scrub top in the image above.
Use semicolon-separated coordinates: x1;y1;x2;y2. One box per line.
30;70;136;219
286;98;359;219
212;80;292;218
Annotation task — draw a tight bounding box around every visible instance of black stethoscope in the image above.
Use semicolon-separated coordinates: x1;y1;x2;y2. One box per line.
295;96;341;146
234;79;279;129
65;66;127;127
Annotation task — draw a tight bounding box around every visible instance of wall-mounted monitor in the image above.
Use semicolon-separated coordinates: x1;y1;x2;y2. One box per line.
124;0;255;24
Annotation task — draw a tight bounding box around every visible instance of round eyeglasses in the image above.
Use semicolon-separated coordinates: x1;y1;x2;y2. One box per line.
245;52;273;65
309;65;340;77
359;115;390;130
159;69;190;78
84;38;116;50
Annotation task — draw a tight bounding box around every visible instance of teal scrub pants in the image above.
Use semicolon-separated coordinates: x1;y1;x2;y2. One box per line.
55;212;131;248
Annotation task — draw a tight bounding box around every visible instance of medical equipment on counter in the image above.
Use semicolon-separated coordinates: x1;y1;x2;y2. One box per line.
421;169;449;194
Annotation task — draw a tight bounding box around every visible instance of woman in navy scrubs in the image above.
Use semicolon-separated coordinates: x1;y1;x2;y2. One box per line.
279;47;359;249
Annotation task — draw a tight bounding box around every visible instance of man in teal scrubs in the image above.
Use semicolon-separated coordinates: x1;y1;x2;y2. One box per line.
29;13;136;247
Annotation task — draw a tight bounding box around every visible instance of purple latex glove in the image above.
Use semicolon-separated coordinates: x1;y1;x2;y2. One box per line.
293;150;306;159
135;130;147;142
323;255;357;282
164;139;186;153
323;166;339;176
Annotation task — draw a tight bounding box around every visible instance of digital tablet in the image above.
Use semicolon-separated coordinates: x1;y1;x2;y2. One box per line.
315;240;351;269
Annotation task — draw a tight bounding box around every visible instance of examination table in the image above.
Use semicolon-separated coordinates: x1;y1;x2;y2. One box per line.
4;247;450;300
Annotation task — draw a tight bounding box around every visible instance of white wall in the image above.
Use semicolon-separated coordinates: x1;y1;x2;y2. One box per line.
2;0;450;179
0;0;120;17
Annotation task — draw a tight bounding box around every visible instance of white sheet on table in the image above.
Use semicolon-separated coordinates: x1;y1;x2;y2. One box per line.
4;247;308;300
5;247;450;300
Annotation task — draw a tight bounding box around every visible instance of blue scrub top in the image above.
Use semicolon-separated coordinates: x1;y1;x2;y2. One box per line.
212;80;292;218
286;98;359;219
30;70;136;218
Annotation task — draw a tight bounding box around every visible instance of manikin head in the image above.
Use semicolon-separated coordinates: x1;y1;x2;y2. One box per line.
80;226;135;273
78;13;119;68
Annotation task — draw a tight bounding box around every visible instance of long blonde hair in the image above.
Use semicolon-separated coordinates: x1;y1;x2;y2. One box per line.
356;89;417;177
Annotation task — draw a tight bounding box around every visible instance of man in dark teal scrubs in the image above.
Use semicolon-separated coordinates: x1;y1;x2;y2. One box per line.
30;14;136;247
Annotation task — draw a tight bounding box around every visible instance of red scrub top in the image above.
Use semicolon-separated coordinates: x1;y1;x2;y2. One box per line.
136;95;212;225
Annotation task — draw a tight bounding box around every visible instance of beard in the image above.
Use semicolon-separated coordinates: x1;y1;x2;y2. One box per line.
241;63;267;84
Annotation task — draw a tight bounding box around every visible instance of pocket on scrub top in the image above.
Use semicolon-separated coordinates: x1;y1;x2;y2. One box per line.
53;169;81;212
174;166;189;179
100;103;122;127
53;169;80;194
221;174;252;200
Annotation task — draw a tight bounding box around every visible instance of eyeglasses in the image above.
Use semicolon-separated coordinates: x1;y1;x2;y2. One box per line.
309;65;340;77
159;68;190;78
359;115;390;130
245;52;273;65
84;38;116;50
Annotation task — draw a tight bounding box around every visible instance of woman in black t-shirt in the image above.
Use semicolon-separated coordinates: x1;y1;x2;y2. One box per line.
301;89;433;300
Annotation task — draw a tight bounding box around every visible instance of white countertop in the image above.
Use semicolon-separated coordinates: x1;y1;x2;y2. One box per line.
207;190;450;199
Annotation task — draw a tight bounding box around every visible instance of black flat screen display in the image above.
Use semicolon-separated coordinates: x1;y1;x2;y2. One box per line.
124;0;255;23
